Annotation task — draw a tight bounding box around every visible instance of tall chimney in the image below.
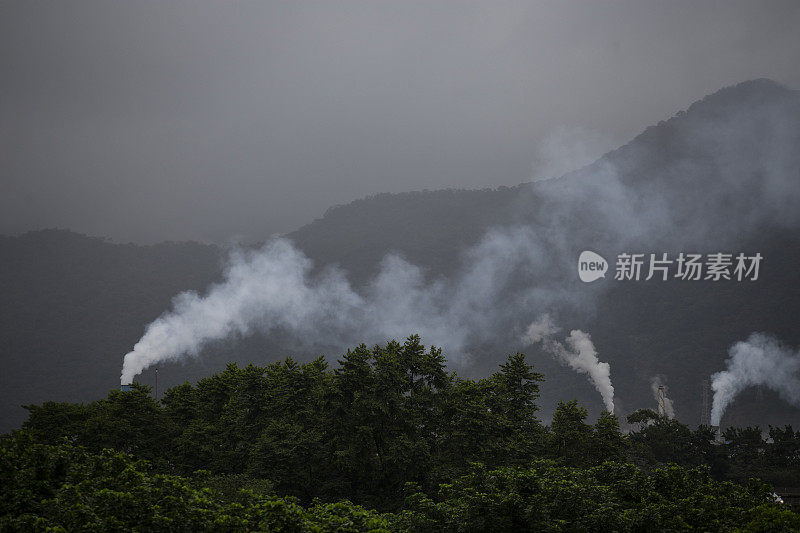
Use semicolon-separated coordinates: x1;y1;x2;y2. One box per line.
657;385;665;416
700;379;711;426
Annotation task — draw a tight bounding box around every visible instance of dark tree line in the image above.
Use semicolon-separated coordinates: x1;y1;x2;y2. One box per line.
5;335;800;530
21;337;553;507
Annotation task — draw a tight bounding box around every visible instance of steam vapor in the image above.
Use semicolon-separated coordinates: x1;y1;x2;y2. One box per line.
650;375;675;419
121;228;549;384
710;333;800;426
121;239;362;384
523;314;615;412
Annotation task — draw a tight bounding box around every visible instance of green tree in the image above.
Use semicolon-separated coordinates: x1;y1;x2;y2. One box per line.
593;411;627;462
549;400;594;465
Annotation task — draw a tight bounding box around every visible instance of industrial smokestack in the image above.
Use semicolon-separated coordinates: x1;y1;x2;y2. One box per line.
701;379;711;426
650;375;674;419
120;384;133;392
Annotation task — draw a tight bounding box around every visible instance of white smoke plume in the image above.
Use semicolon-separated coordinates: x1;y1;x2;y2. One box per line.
710;333;800;426
522;314;615;412
122;239;359;383
523;313;559;344
121;227;553;384
650;375;675;419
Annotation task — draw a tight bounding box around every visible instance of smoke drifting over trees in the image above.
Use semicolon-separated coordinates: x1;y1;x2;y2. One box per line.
710;333;800;426
122;229;543;382
522;314;615;412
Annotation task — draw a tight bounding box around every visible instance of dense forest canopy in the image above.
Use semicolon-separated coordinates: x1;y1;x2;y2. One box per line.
4;336;799;531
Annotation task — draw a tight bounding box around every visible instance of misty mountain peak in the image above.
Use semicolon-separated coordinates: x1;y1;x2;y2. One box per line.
683;78;796;118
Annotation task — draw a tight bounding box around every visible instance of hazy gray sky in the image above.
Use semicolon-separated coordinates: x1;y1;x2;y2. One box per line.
2;1;799;243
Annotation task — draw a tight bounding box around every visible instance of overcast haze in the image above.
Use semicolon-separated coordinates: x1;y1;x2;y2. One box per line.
2;1;800;243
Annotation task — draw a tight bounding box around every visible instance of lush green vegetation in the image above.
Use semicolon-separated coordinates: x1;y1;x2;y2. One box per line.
4;436;797;532
4;336;799;531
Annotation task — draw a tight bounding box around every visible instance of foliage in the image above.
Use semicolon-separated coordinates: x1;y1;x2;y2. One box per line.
1;434;789;532
8;336;800;530
397;461;777;532
21;337;548;510
0;433;393;532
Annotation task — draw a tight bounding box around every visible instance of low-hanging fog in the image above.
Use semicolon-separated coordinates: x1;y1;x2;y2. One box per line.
3;1;800;243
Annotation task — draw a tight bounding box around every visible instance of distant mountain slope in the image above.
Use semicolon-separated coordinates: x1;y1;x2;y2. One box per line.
288;186;530;283
290;79;800;274
2;79;800;433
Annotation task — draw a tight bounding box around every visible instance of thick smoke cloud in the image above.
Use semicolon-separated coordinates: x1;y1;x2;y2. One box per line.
122;240;360;383
122;227;553;383
710;333;800;426
522;314;615;412
650;375;675;419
